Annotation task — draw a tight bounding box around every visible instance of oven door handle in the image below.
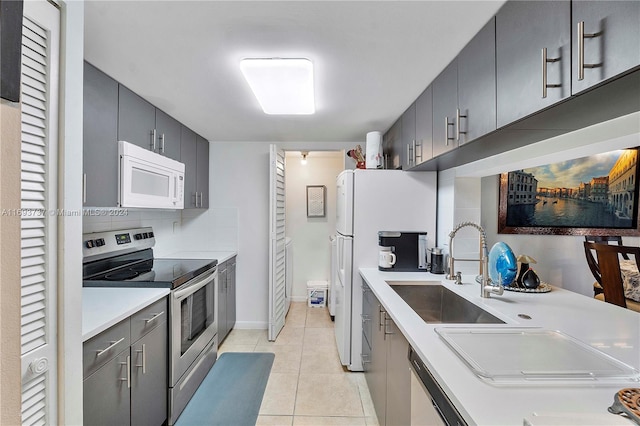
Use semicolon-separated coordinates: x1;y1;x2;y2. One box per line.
173;270;216;301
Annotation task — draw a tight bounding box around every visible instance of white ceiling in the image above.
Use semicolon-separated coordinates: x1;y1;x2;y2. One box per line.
84;1;507;143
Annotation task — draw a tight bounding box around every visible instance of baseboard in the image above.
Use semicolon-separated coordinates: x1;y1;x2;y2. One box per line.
233;321;268;330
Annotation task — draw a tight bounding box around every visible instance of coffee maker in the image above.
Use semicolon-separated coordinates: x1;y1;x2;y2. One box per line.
378;231;428;271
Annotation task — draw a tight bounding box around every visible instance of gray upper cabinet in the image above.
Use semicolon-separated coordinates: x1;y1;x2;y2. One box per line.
383;119;402;170
196;136;210;209
180;125;198;208
180;126;210;209
118;84;183;160
572;1;640;95
432;59;458;158
83;62;119;207
118;85;156;151
458;17;497;144
415;86;433;164
496;1;571;128
155;109;182;161
401;103;416;169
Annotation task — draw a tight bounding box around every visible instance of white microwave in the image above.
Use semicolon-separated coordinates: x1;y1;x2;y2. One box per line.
118;141;185;209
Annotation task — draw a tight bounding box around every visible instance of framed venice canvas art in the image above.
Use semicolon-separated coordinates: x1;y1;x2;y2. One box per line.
498;148;640;236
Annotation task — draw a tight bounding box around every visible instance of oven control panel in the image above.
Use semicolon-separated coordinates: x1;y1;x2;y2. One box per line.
83;227;155;261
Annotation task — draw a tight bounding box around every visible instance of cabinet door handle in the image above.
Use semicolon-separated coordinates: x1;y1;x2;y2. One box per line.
119;355;131;388
406;144;411;166
456;108;467;142
135;343;146;374
150;129;157;151
445;117;454;146
412;139;417;164
160;133;165;154
144;311;164;324
378;305;385;330
541;48;561;98
95;337;125;358
577;21;599;81
383;314;394;339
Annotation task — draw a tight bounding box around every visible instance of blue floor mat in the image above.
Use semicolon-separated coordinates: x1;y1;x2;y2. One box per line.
175;352;275;426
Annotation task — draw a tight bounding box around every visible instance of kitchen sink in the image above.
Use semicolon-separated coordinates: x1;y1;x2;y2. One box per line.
387;282;505;324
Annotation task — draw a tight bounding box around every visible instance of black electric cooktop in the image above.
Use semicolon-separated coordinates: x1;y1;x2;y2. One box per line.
83;248;217;289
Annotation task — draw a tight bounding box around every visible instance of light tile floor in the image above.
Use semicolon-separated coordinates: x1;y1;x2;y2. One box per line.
218;302;379;426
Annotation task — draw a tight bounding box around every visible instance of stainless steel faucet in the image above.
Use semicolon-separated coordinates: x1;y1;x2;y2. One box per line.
446;221;503;298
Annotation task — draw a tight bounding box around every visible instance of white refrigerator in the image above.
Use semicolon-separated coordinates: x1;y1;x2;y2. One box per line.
334;169;437;371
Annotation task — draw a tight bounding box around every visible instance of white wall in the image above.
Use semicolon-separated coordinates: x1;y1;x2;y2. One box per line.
203;141;356;328
284;151;344;300
438;113;640;296
59;1;85;424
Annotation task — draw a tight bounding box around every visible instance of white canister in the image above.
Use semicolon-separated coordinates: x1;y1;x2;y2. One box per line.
366;131;383;169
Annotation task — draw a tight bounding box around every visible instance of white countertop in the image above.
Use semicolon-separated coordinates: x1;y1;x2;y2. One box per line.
359;268;640;425
83;287;170;342
162;250;237;265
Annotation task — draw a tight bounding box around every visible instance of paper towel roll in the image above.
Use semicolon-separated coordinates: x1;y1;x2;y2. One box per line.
366;131;382;169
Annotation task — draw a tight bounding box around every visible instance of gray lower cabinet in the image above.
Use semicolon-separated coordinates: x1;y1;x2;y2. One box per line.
496;1;571;128
180;126;210;209
83;62;119;207
384;318;410;426
571;1;640;95
131;324;168;426
457;17;496;144
227;259;236;333
363;283;386;424
118;85;157;151
362;281;410;426
83;297;168;426
218;256;237;343
83;349;131;426
432;60;458;158
218;261;228;341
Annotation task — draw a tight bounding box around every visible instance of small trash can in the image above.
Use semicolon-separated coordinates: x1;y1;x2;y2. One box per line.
307;280;328;308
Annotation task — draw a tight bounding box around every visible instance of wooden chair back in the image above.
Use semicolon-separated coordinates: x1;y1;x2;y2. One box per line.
584;236;628;285
583;242;640;309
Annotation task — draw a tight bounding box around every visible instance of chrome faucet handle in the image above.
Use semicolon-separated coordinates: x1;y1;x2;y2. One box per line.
454;271;462;285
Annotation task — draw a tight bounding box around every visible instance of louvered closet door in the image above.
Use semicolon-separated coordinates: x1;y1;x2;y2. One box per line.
268;145;286;341
20;2;60;425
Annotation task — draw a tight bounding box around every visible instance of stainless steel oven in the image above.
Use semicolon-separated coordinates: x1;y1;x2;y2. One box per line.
82;227;219;425
169;267;218;424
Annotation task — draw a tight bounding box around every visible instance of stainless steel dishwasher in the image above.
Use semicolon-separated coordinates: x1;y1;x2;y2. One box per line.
409;347;467;426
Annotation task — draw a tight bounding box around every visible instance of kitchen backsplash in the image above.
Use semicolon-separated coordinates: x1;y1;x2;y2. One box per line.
82;207;238;256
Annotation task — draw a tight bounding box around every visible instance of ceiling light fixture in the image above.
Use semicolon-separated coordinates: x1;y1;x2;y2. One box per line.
301;151;309;165
240;58;315;115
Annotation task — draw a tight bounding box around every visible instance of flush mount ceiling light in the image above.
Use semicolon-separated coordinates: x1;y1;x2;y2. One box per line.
240;58;315;115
